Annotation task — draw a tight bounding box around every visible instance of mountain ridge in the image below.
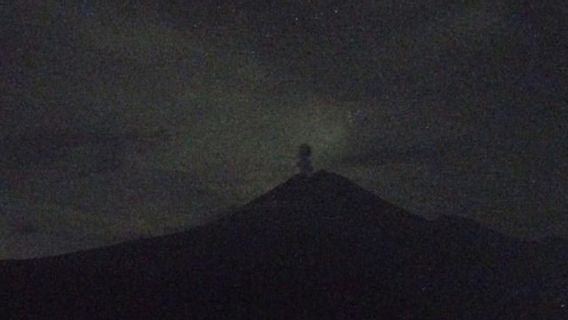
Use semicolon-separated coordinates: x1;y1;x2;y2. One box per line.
0;171;566;319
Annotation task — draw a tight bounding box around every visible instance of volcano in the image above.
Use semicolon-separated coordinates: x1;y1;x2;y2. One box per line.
1;170;566;319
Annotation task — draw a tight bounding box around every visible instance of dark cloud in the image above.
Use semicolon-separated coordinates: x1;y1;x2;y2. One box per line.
1;0;567;257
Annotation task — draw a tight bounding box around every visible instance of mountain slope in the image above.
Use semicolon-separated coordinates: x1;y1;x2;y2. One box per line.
0;167;226;259
1;171;566;319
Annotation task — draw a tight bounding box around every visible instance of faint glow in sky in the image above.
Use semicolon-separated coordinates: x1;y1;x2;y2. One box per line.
2;0;567;259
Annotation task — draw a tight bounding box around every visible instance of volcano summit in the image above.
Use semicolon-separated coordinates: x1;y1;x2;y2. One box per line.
1;171;566;319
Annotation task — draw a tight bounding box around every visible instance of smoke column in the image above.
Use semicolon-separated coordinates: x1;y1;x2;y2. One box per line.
296;144;313;176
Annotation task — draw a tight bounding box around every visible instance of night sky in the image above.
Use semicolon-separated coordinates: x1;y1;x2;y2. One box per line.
1;0;567;258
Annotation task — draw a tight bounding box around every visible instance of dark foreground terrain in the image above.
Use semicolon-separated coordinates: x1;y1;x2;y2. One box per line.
1;171;566;319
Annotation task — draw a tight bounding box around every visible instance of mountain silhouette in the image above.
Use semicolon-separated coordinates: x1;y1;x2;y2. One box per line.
1;170;566;319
